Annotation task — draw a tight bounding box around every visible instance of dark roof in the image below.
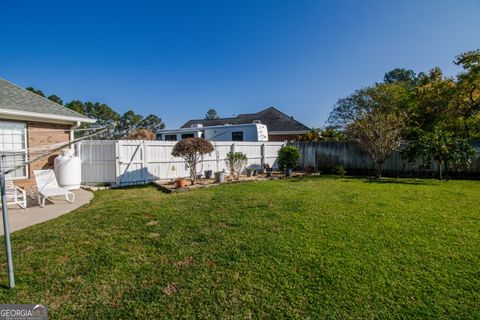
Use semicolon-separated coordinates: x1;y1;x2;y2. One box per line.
0;78;94;122
181;107;309;132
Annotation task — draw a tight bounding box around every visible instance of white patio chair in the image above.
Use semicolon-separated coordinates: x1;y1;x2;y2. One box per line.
33;170;74;207
1;174;27;209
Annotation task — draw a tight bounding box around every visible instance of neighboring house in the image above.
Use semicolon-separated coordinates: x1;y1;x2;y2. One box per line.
181;107;309;141
0;78;95;189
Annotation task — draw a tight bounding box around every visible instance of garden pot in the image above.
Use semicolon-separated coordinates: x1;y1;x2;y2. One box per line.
204;170;213;179
246;170;253;177
215;171;225;183
284;168;292;177
252;169;257;176
266;169;273;177
175;178;188;188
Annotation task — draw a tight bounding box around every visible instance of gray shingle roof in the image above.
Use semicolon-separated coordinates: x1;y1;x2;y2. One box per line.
0;78;94;122
181;107;310;132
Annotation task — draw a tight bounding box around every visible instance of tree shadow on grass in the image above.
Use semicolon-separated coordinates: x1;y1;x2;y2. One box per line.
0;283;11;290
285;174;436;186
361;177;436;186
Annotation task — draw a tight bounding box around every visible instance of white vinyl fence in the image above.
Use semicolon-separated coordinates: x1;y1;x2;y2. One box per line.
79;140;285;186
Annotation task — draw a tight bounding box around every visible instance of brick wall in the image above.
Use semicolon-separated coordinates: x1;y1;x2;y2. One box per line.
15;121;71;190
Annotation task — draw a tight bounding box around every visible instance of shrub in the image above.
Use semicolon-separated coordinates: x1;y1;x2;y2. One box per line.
335;164;346;177
226;152;248;180
127;128;156;140
171;138;214;184
278;146;300;170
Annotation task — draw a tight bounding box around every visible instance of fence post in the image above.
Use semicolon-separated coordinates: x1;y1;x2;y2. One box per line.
261;143;265;168
143;140;148;183
115;140;120;187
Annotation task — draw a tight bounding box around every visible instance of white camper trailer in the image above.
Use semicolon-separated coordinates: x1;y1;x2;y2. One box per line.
157;123;269;142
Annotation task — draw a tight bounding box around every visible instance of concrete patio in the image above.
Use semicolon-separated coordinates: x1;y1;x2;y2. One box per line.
0;188;93;235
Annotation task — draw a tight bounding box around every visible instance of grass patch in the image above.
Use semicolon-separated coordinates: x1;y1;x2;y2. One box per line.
1;176;480;318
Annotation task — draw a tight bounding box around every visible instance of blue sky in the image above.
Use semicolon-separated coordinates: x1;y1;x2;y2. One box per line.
1;0;479;128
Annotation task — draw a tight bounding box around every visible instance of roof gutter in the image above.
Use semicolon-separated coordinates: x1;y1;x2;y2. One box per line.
0;108;96;124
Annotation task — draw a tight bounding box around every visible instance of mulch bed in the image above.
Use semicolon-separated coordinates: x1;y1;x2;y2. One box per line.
152;172;313;193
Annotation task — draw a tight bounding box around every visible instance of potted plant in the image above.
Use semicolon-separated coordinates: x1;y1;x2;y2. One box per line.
252;169;258;176
306;163;314;175
204;170;213;179
264;164;273;177
215;171;225;183
278;146;300;177
246;168;253;177
175;178;188;188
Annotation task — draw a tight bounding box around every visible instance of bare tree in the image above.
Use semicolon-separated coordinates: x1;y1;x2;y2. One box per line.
127;128;156;140
347;109;405;178
171;138;214;184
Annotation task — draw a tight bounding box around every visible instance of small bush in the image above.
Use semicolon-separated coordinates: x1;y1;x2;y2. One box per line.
127;128;156;140
335;164;346;177
172;138;214;184
278;146;300;170
226;152;248;180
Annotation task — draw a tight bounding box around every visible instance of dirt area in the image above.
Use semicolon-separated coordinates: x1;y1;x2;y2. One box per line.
152;172;311;193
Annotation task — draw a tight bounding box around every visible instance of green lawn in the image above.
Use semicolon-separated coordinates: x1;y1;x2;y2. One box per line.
1;176;480;319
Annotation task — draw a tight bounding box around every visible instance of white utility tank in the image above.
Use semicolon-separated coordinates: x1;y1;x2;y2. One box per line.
54;149;81;190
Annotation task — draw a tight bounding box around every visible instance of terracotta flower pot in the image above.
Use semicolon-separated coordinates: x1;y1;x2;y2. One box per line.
175;178;188;188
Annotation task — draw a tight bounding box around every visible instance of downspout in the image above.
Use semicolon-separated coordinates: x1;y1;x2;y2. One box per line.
70;121;81;155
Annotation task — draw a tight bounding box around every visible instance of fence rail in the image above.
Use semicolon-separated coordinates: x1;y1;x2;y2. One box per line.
79;140;285;186
290;141;480;178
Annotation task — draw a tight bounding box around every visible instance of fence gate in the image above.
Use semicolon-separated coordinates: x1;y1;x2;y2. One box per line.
116;140;148;186
80;140;285;186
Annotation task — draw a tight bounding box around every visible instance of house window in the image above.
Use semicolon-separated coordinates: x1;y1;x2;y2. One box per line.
181;133;194;139
232;131;243;141
165;134;177;141
0;121;27;179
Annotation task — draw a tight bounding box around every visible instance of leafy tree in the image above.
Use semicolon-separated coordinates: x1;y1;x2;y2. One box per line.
47;94;63;105
226;152;248;180
384;68;417;85
26;87;45;97
171;138;214;185
406;125;475;180
329;83;409;178
297;128;322;142
139;114;165;133
204;109;219;120
297;127;346;142
321;127;347;141
65;101;121;139
348;108;406;178
117;110;143;138
413;68;457;133
278;146;300;170
453;50;480;138
65;100;85;114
